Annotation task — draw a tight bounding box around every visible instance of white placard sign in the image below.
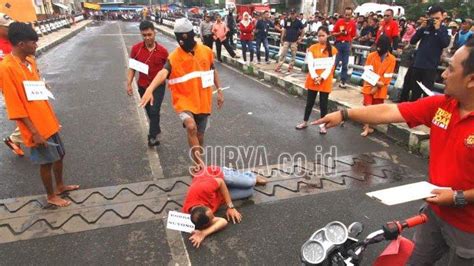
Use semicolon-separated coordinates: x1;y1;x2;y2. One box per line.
361;69;380;86
128;58;149;75
367;181;451;206
312;57;334;70
201;70;214;88
166;211;195;233
23;81;55;101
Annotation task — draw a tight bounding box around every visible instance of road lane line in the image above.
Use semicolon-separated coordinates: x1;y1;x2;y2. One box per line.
117;21;192;266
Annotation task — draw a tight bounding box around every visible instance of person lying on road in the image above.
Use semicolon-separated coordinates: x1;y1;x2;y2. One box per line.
182;165;267;248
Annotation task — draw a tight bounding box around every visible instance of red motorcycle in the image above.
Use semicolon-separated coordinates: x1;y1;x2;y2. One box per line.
300;214;428;265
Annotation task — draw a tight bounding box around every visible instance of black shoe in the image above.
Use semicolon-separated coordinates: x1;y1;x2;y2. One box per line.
148;137;160;147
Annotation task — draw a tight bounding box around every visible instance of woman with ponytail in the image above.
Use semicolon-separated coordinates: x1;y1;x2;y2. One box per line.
296;26;337;134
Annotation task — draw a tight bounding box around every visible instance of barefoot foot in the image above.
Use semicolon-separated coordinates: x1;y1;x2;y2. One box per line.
47;195;71;207
256;175;268;186
56;184;80;195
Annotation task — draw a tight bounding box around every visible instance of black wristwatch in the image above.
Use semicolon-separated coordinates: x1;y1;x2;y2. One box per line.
340;108;349;122
227;203;235;209
453;190;467;208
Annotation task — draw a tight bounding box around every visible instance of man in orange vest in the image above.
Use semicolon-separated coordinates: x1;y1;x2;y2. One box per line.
140;18;224;171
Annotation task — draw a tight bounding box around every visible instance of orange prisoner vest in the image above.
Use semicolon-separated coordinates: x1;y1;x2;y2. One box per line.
304;43;338;93
167;44;214;114
0;55;60;147
362;51;396;99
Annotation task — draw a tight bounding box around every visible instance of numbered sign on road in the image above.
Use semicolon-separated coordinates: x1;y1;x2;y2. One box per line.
166;211;195;233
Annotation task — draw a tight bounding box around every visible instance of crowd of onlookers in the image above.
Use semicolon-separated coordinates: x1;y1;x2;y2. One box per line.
195;6;473;102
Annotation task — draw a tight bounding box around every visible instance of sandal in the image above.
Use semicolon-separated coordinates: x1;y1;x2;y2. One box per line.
295;122;308;130
319;125;327;135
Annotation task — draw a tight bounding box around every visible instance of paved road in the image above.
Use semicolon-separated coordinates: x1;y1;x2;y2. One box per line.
0;21;431;265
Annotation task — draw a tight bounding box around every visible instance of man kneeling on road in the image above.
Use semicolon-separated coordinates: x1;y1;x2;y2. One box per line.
314;38;474;265
182;165;267;248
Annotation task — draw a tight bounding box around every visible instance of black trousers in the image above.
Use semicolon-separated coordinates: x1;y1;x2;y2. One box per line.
304;90;329;121
226;31;235;47
138;85;165;139
215;38;236;61
400;67;438;102
202;35;213;49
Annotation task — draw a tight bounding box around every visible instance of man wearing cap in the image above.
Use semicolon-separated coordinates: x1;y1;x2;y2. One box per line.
274;9;305;73
199;14;214;49
452;19;473;53
0;13;24;156
139;18;224;171
400;5;450;102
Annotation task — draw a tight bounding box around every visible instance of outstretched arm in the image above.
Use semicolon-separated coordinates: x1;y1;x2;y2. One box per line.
189;217;228;248
313;104;405;128
138;68;169;107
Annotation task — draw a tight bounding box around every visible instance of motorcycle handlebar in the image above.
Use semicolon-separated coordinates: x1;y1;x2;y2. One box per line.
402;214;428;229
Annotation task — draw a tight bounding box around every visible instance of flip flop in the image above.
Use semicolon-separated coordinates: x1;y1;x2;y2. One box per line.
295;123;308;130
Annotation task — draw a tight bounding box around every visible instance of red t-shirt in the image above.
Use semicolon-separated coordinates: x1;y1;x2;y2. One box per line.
182;166;224;214
376;20;399;42
130;41;168;88
0;38;12;61
398;95;474;233
333;19;357;42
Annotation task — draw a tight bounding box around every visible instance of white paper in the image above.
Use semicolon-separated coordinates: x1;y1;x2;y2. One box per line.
366;181;451;206
166;211;195;233
312;57;335;70
361;70;380;86
416;81;435;96
201;70;214;88
128;58;149;75
23;81;55;101
212;86;230;94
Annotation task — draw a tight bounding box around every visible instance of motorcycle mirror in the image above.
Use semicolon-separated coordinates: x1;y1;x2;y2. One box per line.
348;222;364;238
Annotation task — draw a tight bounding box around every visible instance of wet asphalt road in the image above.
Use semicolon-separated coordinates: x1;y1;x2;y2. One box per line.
0;21;432;265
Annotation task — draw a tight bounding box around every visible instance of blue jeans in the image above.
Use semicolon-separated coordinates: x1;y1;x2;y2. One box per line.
222;167;256;200
255;37;269;62
240;40;254;62
335;42;351;83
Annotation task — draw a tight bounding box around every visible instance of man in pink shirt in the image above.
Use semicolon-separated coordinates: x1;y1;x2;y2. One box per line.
212;14;238;62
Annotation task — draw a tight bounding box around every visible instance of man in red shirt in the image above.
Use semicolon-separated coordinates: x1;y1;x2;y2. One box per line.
376;9;400;51
182;166;267;248
333;7;357;88
0;13;24;156
314;38;474;265
126;20;168;147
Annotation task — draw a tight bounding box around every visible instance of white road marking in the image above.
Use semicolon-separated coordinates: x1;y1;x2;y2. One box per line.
117;22;191;266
